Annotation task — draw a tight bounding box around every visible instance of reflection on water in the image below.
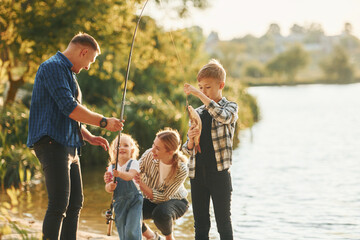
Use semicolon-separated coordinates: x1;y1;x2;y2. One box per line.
233;83;360;240
1;84;360;239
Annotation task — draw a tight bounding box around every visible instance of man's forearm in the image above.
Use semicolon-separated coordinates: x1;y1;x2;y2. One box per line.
81;127;93;142
69;104;103;127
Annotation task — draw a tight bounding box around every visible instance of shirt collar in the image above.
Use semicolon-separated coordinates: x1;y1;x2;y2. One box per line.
56;51;73;70
217;97;227;105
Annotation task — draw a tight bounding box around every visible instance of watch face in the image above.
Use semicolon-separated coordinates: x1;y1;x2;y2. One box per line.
100;118;107;128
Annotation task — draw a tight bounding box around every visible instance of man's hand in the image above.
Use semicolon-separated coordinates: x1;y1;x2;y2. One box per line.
85;135;110;151
105;118;124;132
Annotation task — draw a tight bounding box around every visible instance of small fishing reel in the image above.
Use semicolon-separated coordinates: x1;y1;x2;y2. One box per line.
105;209;113;224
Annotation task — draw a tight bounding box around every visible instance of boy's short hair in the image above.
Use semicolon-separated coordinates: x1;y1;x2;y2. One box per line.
70;32;101;54
197;59;226;83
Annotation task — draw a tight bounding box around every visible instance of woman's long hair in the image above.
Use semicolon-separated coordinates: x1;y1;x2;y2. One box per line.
156;128;187;183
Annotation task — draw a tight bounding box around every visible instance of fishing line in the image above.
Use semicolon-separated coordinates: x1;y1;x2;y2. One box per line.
159;0;190;109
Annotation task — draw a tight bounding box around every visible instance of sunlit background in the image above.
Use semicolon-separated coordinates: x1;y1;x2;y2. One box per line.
1;0;359;239
148;0;360;40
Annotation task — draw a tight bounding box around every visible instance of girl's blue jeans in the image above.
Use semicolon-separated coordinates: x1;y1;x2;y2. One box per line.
114;192;143;240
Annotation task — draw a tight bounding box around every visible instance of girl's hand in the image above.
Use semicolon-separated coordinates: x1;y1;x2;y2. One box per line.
104;171;113;183
134;173;141;185
113;169;122;178
108;182;117;191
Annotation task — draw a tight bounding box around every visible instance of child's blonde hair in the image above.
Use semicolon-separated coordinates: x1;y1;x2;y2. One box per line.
109;133;140;165
197;59;226;83
156;128;187;183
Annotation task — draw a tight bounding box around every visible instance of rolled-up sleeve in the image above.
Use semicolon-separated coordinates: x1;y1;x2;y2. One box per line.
41;63;78;116
206;100;238;125
182;137;193;156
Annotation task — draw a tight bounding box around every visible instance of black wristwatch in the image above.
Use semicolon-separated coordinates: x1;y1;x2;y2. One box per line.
100;117;107;128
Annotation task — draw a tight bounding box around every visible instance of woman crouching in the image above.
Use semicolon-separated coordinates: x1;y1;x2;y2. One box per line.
136;128;189;240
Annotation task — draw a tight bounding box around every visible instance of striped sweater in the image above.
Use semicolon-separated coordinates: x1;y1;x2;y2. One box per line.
139;149;188;204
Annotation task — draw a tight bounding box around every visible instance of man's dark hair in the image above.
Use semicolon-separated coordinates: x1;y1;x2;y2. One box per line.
70;32;101;54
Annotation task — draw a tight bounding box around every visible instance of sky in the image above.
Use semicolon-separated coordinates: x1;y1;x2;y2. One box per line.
146;0;360;40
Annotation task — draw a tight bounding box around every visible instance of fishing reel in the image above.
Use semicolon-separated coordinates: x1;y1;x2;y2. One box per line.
105;208;113;224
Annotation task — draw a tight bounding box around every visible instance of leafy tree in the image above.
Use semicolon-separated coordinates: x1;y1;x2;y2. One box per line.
265;23;282;37
304;23;324;43
319;45;354;83
339;23;360;51
343;22;353;35
0;0;210;106
156;0;209;17
0;0;140;105
266;44;309;82
290;24;305;35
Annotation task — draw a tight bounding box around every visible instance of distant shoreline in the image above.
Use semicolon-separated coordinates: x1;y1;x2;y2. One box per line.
244;78;360;87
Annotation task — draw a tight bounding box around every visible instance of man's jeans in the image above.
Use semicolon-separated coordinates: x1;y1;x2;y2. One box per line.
34;136;83;240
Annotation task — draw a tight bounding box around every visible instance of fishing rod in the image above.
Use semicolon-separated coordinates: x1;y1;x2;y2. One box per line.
106;0;150;236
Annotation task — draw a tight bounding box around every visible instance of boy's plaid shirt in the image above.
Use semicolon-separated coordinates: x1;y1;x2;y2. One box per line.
182;97;238;178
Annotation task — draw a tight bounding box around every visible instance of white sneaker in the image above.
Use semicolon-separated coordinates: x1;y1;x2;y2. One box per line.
153;232;164;240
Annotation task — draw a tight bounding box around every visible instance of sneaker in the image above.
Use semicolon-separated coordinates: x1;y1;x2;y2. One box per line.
153;232;164;240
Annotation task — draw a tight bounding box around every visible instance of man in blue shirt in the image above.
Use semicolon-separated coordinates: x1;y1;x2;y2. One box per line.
27;32;123;239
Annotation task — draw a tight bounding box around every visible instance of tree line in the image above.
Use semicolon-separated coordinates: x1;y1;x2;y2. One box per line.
207;22;360;85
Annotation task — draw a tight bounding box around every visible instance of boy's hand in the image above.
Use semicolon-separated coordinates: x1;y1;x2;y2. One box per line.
184;82;212;106
186;125;200;150
188;125;200;142
184;83;199;96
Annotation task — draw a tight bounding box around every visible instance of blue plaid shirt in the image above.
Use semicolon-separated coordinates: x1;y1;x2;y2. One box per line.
27;51;83;148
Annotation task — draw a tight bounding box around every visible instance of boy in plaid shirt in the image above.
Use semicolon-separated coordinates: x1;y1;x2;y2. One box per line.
182;59;238;240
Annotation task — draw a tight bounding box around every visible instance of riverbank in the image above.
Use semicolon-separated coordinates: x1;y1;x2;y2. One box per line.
1;213;119;240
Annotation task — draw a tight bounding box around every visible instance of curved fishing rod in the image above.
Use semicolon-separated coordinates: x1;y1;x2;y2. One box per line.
106;0;150;236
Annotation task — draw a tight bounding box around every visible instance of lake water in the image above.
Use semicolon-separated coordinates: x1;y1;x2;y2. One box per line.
1;83;360;239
